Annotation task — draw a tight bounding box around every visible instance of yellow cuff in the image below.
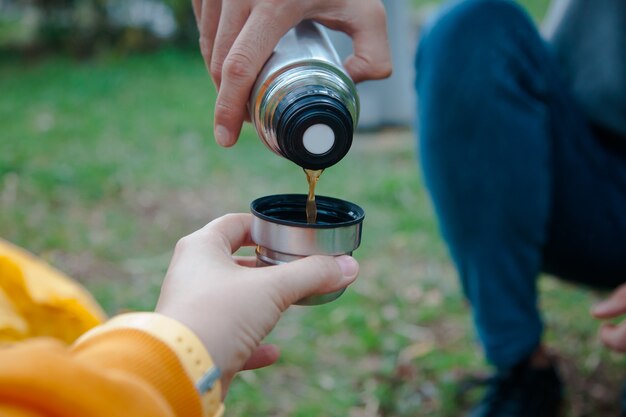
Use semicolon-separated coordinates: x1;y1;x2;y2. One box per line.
75;312;224;417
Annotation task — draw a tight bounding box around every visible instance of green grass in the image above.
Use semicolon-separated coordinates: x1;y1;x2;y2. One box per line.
1;5;624;415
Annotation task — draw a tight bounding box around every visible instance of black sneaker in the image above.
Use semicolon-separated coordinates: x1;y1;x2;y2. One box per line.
464;358;563;417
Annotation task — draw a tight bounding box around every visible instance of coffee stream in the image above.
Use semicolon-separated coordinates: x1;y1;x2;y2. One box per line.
304;168;324;224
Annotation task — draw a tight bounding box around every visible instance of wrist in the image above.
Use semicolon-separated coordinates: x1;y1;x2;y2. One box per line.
154;306;236;386
75;312;224;415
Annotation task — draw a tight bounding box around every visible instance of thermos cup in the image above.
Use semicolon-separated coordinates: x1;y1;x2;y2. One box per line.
248;20;360;170
250;194;365;305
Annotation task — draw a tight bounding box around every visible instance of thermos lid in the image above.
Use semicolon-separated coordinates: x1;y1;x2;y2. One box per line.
276;95;353;170
250;193;364;253
251;193;365;229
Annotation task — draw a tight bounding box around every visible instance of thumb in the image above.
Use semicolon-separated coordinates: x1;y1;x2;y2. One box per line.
341;7;392;83
265;255;359;307
344;31;392;83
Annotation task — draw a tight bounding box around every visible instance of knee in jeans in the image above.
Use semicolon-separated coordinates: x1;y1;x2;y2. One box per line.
416;0;533;72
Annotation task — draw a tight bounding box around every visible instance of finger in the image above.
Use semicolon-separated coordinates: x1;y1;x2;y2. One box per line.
242;344;281;370
213;7;302;147
591;283;626;319
263;255;359;308
199;0;221;75
234;256;257;268
210;1;251;89
600;322;626;352
201;213;255;253
182;214;254;259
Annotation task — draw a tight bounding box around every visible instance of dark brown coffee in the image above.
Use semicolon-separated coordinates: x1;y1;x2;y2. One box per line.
304;168;324;224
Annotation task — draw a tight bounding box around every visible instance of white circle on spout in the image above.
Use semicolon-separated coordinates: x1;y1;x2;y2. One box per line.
302;124;335;154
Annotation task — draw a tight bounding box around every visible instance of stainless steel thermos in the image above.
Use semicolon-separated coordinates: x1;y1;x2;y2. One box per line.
248;20;360;170
248;22;364;305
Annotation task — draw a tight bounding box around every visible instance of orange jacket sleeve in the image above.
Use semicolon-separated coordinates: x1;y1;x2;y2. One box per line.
0;314;224;417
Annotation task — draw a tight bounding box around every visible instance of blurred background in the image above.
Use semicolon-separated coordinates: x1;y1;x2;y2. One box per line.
1;0;623;416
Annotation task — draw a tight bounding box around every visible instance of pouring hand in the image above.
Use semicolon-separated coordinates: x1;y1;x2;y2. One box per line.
155;213;359;392
591;282;626;352
192;0;392;147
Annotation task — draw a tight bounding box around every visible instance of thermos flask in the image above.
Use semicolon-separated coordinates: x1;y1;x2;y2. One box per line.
248;20;360;170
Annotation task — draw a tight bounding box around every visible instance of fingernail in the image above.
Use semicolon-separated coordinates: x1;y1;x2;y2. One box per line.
215;125;230;147
335;255;358;278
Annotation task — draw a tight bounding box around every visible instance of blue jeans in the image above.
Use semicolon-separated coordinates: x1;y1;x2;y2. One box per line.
415;0;626;369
